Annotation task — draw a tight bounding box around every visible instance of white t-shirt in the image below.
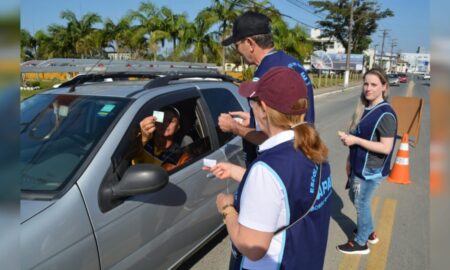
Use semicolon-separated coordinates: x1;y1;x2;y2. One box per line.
238;131;294;269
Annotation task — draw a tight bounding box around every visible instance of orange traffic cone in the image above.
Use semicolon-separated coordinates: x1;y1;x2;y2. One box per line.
388;133;412;184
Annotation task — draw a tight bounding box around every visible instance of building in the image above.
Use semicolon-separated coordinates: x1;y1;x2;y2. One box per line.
310;29;346;54
399;53;430;73
107;52;132;61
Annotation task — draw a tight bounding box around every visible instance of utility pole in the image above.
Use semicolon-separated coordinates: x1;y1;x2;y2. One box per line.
344;0;355;88
379;29;389;70
373;44;379;66
390;39;397;72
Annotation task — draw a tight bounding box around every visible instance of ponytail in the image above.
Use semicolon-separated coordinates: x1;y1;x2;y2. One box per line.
292;123;328;164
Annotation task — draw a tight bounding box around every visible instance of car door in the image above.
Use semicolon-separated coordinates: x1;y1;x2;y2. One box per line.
199;85;249;168
79;87;230;270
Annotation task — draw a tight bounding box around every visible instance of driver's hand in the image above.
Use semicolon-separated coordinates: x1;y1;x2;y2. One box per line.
140;116;156;145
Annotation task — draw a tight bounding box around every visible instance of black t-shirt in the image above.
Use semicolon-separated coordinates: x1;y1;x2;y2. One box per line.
366;114;396;168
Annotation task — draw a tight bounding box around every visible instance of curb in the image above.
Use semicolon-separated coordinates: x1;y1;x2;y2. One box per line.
314;84;362;98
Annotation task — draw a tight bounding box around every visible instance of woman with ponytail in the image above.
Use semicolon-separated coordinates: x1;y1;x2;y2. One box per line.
336;67;397;255
203;67;332;270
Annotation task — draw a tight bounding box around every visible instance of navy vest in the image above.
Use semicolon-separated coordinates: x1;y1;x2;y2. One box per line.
349;101;397;180
231;141;332;270
243;51;315;165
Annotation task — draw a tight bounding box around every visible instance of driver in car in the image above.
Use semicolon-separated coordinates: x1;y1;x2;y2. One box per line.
133;106;191;171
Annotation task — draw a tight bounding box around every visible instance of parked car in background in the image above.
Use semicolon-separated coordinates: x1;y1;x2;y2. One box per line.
399;73;408;83
20;68;247;270
388;74;400;86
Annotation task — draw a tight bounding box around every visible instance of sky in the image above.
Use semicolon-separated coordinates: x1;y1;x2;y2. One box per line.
20;0;430;54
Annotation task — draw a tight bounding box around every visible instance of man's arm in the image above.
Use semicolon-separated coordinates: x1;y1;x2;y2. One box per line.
218;113;268;145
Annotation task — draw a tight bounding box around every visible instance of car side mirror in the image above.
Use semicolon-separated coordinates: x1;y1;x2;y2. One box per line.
111;164;169;199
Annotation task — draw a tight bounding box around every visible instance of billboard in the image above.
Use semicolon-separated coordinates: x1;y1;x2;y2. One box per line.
311;51;364;71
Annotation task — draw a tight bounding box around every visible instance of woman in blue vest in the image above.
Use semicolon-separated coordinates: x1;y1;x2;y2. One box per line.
204;67;332;270
337;68;397;254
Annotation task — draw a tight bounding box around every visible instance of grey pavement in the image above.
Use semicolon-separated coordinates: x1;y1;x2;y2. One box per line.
314;81;363;98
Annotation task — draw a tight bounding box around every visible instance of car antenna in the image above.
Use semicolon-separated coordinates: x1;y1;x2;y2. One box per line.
68;58;104;93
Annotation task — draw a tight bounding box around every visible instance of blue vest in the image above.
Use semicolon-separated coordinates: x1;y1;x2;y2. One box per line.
254;51;315;123
349;101;397;180
243;50;315;165
231;141;332;270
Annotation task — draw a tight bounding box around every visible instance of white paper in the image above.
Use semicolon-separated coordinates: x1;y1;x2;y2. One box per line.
203;158;217;167
153;110;165;123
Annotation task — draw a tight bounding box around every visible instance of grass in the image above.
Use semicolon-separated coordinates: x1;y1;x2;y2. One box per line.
20;80;59;100
310;73;362;89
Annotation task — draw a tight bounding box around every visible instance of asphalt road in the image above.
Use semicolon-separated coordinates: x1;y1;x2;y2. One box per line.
179;77;430;270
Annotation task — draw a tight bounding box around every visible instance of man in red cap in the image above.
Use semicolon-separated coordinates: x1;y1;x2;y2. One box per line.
219;11;315;165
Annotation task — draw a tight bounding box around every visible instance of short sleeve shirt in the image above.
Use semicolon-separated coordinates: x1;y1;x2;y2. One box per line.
366;113;397;168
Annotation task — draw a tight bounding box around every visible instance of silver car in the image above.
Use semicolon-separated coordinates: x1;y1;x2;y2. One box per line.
388;74;400;86
20;72;247;269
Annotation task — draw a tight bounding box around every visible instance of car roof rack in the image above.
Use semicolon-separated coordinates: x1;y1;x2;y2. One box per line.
124;73;241;97
58;72;161;88
143;72;240;89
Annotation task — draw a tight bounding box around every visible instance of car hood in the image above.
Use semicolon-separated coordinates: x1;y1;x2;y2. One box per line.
20;200;55;223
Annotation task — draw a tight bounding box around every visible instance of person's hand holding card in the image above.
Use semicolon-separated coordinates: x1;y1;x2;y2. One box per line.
139;115;158;145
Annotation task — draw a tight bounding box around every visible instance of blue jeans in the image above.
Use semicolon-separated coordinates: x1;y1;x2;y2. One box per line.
349;169;384;246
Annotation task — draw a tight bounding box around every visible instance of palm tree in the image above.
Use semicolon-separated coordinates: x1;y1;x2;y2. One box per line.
271;18;313;63
21;29;36;61
127;1;167;60
204;0;251;68
179;10;220;63
60;10;102;58
47;24;74;57
158;6;190;56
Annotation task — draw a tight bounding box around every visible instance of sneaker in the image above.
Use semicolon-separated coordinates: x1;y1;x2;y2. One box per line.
336;241;370;255
353;229;379;244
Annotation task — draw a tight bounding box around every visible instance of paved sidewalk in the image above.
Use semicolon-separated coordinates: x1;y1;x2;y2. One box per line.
314;81;362;98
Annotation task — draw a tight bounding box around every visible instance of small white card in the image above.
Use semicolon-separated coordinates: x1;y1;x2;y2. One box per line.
153;110;165;123
203;158;217;167
233;117;243;124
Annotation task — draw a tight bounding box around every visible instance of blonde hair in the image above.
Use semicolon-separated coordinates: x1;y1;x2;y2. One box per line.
349;68;390;132
264;98;328;164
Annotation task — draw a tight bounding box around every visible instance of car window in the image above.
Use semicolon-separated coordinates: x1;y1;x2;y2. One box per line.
112;96;213;180
201;88;244;146
20;94;130;193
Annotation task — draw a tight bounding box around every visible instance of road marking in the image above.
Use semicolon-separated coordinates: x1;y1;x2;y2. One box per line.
366;198;397;270
338;196;380;270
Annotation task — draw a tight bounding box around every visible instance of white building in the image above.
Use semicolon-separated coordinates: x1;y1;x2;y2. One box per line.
310;29;346;54
399;53;430;73
108;52;132;61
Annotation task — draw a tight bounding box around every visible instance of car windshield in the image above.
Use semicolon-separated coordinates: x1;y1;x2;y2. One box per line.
21;94;129;193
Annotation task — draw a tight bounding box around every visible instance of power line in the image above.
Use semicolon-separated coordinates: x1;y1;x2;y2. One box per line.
285;0;326;20
279;12;316;29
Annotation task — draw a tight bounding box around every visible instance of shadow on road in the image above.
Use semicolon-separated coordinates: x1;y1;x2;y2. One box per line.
330;187;356;240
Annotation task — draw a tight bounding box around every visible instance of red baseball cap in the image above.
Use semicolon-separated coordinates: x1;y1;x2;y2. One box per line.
239;67;308;115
